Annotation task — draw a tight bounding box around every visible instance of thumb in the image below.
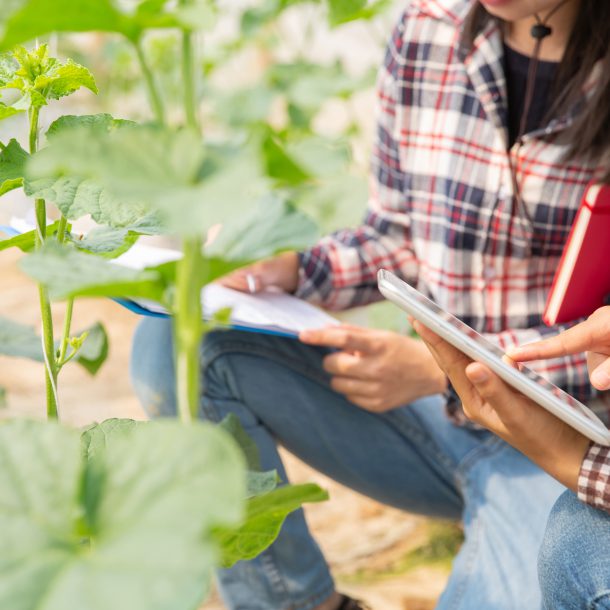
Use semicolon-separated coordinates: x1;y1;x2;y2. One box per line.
465;363;515;416
590;356;610;391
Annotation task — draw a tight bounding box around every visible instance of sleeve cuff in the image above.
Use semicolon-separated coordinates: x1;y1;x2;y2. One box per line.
578;442;610;514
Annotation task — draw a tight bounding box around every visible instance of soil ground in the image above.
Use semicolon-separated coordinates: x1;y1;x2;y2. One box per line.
0;249;454;609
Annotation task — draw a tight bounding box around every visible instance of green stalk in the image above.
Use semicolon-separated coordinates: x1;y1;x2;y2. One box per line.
29;106;59;419
174;237;203;423
134;40;166;124
181;27;198;130
173;1;204;423
56;215;69;244
56;298;74;370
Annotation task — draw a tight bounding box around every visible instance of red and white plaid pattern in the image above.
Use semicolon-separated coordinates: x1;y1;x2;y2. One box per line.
296;0;610;510
579;443;610;514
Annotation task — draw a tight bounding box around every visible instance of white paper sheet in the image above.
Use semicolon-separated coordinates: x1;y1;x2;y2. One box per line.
114;243;338;337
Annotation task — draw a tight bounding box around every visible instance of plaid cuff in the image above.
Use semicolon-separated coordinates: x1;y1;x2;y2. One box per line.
578;442;610;514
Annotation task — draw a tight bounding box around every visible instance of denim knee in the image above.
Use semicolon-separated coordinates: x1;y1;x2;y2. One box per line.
539;490;610;609
130;317;177;418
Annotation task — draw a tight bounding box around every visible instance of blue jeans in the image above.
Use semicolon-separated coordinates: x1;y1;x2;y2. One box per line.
130;319;564;610
539;491;610;609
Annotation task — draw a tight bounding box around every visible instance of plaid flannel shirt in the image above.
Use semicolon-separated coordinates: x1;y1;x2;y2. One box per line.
295;0;610;512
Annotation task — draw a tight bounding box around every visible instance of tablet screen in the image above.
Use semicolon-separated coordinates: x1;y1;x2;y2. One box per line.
378;270;604;427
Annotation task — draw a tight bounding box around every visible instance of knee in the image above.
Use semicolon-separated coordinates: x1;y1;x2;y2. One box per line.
130;317;177;418
539;491;610;609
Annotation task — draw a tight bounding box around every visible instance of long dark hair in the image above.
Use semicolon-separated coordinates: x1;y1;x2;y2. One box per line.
464;1;610;182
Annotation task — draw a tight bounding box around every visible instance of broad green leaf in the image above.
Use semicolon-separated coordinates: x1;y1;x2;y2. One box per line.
262;131;311;186
0;315;42;360
287;136;351;179
206;195;319;261
71;322;109;375
34;59;98;100
19;242;168;302
70;226;140;259
27;124;271;236
0;221;60;252
0;315;109;375
45;113;136;139
214;483;328;568
81;418;141;460
1;46;97;109
295;172;367;232
0;0;132;51
25;176;163;232
327;0;368;25
246;470;280;499
0;418;246;610
0;102;23;121
0;419;84;610
218;413;261;471
0;138;27;197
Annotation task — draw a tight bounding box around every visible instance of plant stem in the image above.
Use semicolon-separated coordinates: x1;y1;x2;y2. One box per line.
173;0;204;424
29;105;59;419
181;28;198;130
174;237;203;423
56;214;69;244
57;298;74;370
134;40;166;124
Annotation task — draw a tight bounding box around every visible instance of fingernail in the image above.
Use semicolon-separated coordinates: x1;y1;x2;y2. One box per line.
591;370;610;390
468;366;489;383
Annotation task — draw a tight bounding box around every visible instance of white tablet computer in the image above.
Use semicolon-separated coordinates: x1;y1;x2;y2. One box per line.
378;269;610;446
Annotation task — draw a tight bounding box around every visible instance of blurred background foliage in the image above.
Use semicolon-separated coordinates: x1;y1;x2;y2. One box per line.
1;0;408;331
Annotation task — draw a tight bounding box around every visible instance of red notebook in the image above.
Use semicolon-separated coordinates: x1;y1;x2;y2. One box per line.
543;183;610;326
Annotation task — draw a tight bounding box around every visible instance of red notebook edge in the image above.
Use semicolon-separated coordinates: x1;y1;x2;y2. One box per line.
543;183;610;326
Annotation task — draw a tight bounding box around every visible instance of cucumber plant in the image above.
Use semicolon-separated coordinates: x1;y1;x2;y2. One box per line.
0;1;377;608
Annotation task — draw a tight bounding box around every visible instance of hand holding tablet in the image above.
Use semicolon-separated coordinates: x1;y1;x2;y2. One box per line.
377;269;610;446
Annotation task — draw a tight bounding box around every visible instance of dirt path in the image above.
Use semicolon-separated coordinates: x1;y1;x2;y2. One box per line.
0;249;450;609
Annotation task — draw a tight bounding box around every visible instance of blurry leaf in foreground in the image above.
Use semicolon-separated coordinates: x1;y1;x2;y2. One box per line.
70;226;140;259
26;114;162;232
0;0;130;51
0;418;246;610
218;413;262;471
0;138;28;197
81;417;142;460
45;113;136;139
0;102;23;122
206;195;319;262
19;242;169;302
0;386;6;408
246;470;280;499
0;222;60;253
26;124;271;236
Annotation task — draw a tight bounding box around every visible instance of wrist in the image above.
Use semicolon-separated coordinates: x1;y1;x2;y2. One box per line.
277;251;300;293
533;426;591;492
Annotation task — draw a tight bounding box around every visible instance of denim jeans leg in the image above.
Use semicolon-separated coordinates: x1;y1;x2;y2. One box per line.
538;490;610;610
130;320;563;610
436;439;565;610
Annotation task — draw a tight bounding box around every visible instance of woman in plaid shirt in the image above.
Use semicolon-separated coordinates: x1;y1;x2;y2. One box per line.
131;0;610;608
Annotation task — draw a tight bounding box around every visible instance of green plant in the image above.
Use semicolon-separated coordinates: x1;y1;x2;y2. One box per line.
0;0;386;608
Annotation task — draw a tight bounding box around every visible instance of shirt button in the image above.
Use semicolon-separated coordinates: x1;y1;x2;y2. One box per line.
484;267;495;280
498;186;509;200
